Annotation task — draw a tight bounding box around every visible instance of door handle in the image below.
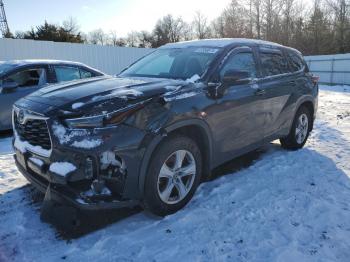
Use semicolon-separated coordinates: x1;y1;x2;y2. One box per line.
254;88;266;96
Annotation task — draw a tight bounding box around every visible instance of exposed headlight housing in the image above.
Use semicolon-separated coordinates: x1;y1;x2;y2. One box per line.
65;103;145;129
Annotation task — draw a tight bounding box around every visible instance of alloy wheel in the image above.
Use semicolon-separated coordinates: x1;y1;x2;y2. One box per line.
295;113;309;144
157;150;196;205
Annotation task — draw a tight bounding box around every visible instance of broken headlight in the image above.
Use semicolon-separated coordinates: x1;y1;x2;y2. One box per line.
65;103;145;129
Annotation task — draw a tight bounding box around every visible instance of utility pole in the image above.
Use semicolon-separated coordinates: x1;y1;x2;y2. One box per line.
0;0;10;36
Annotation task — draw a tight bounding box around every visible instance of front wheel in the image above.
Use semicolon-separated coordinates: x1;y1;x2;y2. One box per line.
143;136;202;216
280;106;312;150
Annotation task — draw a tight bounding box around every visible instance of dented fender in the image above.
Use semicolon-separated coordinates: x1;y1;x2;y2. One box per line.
137;118;214;198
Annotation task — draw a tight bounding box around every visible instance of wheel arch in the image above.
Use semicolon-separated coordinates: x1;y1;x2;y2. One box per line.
138;119;214;198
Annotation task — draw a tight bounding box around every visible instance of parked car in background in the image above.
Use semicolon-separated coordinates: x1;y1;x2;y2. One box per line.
13;39;318;217
0;60;105;131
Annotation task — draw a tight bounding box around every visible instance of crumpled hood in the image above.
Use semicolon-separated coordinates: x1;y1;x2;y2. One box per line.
18;76;192;115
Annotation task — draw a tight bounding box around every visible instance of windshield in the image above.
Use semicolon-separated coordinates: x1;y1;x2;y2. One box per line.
0;63;16;76
120;47;220;80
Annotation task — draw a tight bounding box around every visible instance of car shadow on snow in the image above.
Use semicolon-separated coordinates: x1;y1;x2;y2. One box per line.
1;137;349;246
0;146;269;240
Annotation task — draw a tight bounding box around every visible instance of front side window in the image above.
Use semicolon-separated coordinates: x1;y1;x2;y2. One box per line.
54;66;80;82
120;47;220;80
4;68;46;87
220;52;257;79
260;52;289;76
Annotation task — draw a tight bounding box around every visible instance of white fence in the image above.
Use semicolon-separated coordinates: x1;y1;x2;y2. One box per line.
1;39;349;85
0;38;153;75
304;53;350;85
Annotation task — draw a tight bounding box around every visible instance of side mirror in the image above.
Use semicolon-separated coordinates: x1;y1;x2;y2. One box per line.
1;79;18;93
222;70;251;85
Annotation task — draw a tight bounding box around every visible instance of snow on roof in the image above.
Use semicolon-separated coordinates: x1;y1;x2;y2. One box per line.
162;38;284;49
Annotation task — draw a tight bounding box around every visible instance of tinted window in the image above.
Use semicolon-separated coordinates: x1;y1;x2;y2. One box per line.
80;68;94;79
4;68;46;87
220;52;257;78
55;66;80;82
286;51;304;72
260;52;289;76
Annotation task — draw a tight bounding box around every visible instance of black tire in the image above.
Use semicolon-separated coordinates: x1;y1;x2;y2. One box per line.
280;106;312;150
143;136;202;216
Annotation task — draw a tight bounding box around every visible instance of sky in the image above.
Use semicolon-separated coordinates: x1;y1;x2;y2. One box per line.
4;0;233;37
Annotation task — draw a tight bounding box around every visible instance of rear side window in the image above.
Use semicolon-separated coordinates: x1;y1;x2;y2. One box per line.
260;51;289;76
286;51;304;72
54;66;80;82
220;52;257;79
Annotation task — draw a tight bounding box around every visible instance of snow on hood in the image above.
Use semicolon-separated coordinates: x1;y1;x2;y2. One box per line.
52;122;102;149
15;76;202;119
25;76;192;111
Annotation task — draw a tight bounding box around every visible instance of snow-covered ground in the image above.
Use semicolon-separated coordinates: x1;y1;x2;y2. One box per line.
0;85;350;262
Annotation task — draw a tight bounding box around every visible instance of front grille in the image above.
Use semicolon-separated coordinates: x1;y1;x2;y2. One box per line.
14;114;51;150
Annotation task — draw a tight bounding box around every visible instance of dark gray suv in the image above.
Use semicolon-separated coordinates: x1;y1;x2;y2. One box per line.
13;39;318;216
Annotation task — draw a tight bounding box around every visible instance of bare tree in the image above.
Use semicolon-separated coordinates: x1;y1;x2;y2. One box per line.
109;30;118;45
252;0;263;39
192;11;210;39
211;16;226;37
88;29;107;45
62;17;80;35
326;0;350;52
125;31;138;47
262;0;282;41
137;30;154;48
152;14;188;47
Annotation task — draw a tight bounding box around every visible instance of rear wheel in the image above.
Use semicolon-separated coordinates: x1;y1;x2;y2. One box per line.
280;106;311;150
143;136;202;216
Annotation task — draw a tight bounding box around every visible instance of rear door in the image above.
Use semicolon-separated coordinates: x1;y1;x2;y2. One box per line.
0;66;48;129
257;47;295;139
208;46;265;164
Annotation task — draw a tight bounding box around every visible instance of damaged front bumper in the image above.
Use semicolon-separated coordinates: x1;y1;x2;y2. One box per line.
15;153;139;210
13;121;155;211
